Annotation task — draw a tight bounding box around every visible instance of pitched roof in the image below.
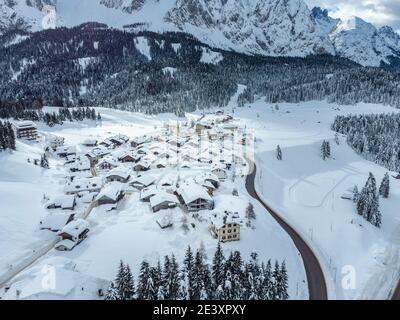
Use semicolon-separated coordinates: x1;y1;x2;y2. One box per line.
96;183;124;202
40;213;74;231
106;167;131;180
150;192;178;208
178;180;212;204
59;219;89;238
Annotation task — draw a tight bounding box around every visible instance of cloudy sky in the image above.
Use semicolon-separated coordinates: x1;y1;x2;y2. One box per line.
305;0;400;32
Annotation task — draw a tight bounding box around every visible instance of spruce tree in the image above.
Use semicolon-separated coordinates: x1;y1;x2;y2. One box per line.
183;246;195;300
105;282;119;300
262;260;273;300
123;264;135;300
278;261;289;300
40;154;49;169
271;260;280;300
276;145;282;160
114;260;126;300
352;185;359;203
137;260;151;300
379;173;390;198
211;242;225;293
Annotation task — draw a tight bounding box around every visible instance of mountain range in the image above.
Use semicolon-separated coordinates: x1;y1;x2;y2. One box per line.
0;0;400;67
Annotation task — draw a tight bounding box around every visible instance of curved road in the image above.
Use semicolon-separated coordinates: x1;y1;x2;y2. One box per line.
245;159;328;300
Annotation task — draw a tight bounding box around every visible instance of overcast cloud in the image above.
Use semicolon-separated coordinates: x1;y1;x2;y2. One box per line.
305;0;400;32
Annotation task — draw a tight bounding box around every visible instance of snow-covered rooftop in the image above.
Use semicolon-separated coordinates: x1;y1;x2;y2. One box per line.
150;191;178;208
59;219;89;238
178;180;212;204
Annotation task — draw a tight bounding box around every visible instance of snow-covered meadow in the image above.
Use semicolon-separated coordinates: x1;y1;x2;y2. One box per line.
2;96;400;300
232;100;400;299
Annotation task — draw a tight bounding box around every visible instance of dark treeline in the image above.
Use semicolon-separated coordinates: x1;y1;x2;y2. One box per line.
1;25;400;116
0;120;16;151
332;113;400;172
0;100;101;126
105;244;289;300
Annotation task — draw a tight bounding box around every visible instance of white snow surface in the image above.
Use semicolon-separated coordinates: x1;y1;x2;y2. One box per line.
3;89;400;300
230;99;400;299
0;105;308;300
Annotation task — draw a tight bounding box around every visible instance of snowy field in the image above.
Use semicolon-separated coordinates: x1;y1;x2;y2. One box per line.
2;96;400;300
0;107;307;300
231;99;400;300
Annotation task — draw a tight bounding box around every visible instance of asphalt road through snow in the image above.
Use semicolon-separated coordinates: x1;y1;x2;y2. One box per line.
245;159;328;300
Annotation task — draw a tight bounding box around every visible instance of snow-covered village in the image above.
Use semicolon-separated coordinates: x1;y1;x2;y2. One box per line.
1;0;400;307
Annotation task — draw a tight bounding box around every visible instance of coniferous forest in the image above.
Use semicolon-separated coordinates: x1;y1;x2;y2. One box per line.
2;24;400;116
0;120;16;151
105;244;289;301
332;113;400;172
0;102;101;126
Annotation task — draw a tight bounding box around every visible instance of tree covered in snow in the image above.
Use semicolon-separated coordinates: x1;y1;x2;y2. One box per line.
104;282;119;300
356;173;382;228
105;246;289;300
0;120;16;151
352;185;359;203
0;102;100;127
332;113;400;172
111;260;135;300
321;140;331;160
211;242;225;292
136;260;153;300
276;145;282;160
40;153;49;169
379;173;390;198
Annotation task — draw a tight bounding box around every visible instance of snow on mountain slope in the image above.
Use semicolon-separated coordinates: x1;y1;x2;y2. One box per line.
0;0;50;32
1;0;400;67
312;9;400;67
166;0;334;56
330;17;382;67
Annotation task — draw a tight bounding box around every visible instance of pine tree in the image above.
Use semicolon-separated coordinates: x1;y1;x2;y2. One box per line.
183;246;195;300
276;145;282;160
321;141;327;160
114;260;125;299
352;185;359;203
246;203;256;220
157;285;165;300
137;260;151;299
261;260;273;300
326;141;331;158
223;270;234;300
114;260;134;300
321;140;331;160
104;282;119;300
357;173;382;228
211;242;225;293
334;133;340;145
379;173;390;198
278;261;289;300
177;278;189;300
40;153;49;169
162;254;180;300
123;264;135;300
